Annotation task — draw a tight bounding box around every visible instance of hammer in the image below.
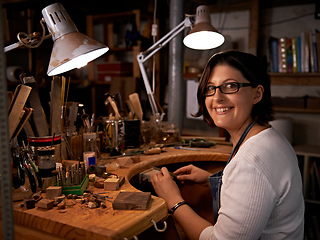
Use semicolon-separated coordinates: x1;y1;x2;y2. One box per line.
105;93;121;119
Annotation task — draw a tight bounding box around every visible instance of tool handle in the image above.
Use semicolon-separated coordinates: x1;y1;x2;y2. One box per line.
18;158;25;186
24;162;37;193
27;158;42;188
145;147;161;155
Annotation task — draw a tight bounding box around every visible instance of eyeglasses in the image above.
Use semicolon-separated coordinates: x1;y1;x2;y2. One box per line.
204;82;253;97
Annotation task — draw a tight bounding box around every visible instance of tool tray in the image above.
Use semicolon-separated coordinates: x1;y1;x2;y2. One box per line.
61;174;89;195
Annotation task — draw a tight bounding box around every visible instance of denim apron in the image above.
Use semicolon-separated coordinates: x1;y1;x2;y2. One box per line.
209;121;255;222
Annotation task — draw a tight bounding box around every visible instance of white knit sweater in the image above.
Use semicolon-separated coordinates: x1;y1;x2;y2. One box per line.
200;127;305;240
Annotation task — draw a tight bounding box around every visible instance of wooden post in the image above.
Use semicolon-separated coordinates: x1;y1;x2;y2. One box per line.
248;0;259;55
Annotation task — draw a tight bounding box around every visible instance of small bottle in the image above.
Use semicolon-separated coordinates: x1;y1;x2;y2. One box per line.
83;132;97;170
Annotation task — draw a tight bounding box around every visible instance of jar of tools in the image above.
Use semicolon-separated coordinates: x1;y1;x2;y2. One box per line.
102;118;125;156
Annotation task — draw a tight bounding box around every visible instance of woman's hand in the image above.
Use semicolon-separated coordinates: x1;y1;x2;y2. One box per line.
174;164;212;187
151;167;184;209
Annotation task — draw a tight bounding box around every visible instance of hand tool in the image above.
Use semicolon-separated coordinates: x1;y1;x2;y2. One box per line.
114;92;125;117
182;138;216;148
21;153;37;193
189;141;216;148
129;93;143;121
22;141;42;189
152;166;178;180
105;93;121;119
12;139;25;187
174;146;199;151
144;147;162;155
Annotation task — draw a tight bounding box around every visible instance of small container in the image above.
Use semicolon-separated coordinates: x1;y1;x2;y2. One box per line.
150;113;163;144
102;118;125;154
162;123;180;143
28;135;61;163
83;132;97;170
37;146;56;178
141;121;151;145
124;119;141;148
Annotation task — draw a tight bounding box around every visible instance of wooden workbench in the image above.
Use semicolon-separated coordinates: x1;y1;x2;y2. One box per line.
8;145;232;240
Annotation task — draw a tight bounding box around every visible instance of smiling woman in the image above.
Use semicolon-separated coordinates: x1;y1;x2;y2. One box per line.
150;50;305;240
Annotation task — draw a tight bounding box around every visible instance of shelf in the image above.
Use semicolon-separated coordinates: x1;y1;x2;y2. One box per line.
269;73;320;85
183;73;202;79
273;107;320;114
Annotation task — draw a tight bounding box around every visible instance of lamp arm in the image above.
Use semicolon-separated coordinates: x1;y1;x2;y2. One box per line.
137;17;192;117
139;17;192;63
4;19;51;52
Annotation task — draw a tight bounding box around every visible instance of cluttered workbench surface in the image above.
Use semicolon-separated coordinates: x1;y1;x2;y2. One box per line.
9;144;231;240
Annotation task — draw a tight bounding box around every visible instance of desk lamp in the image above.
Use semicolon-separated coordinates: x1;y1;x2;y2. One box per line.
137;5;224;118
4;3;109;76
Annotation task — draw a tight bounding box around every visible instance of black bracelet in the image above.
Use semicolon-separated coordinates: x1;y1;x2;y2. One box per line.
168;200;187;215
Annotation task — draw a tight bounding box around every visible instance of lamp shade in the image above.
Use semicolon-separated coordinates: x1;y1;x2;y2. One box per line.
42;3;109;76
183;5;224;50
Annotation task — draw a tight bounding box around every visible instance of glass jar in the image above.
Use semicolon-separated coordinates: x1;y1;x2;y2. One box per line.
162;123;180;144
83;132;97;170
37;146;56;178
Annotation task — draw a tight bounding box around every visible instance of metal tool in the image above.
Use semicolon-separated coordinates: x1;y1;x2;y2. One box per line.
114;92;125;117
152;166;178;180
182;138;216;148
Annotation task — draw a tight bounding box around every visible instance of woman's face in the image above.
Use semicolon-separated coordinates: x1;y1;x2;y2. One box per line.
205;64;263;135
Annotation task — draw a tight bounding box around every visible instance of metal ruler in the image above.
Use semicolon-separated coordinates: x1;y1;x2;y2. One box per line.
0;0;15;238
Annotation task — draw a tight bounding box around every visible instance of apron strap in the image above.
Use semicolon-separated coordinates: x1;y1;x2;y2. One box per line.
210;120;255;222
227;120;255;164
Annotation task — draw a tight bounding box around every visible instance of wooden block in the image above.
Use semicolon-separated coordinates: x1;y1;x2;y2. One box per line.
46;186;62;200
94;178;105;188
112;192;151;210
116;157;133;167
104;177;120;191
23;76;49;137
12;107;33;139
8;84;32;139
37;199;54;210
50;76;64;135
105;176;125;190
23;198;35;209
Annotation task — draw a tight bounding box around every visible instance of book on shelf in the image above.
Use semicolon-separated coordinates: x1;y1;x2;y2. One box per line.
292;37;298;73
304;30;311;73
311;29;319;73
286;38;293;73
278;37;287;73
268;37;279;72
267;29;319;73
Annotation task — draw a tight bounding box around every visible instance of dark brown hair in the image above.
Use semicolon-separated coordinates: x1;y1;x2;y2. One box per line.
193;50;274;127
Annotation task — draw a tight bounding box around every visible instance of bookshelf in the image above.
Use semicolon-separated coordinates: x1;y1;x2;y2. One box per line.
294;144;320;201
269;73;320;114
269;73;320;86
